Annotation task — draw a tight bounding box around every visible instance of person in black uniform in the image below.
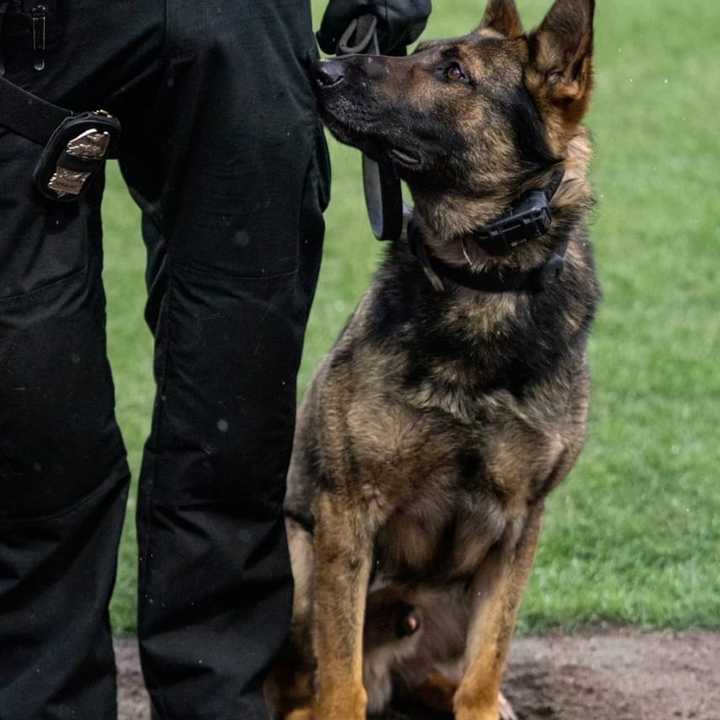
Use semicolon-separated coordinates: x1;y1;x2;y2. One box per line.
0;1;429;719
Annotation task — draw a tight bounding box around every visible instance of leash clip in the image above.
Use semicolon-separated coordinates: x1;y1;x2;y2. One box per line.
33;110;121;202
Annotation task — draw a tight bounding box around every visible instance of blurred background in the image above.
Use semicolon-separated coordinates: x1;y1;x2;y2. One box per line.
107;0;720;634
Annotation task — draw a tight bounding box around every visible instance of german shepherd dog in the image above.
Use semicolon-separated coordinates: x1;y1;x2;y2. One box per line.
268;1;600;718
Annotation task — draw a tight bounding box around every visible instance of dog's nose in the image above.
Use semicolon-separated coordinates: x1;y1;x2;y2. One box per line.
313;59;346;88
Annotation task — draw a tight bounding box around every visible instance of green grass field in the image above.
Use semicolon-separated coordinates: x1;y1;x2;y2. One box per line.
106;0;720;634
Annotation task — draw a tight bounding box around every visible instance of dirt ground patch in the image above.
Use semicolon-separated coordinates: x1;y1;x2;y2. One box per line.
116;629;720;720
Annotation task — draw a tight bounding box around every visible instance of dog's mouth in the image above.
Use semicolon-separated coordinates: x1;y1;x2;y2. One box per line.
319;109;424;169
388;147;422;167
312;75;425;172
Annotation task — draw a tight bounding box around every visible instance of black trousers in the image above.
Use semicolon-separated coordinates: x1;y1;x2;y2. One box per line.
0;2;329;718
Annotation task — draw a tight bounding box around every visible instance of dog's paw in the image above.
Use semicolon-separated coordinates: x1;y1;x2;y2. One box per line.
283;709;314;720
313;690;367;720
455;692;517;720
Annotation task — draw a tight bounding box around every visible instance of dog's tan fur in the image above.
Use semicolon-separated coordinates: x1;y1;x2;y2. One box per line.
267;1;600;718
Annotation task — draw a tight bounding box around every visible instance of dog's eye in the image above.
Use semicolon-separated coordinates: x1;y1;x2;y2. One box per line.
445;62;467;83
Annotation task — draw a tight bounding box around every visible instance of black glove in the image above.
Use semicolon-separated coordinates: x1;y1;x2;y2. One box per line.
317;0;432;55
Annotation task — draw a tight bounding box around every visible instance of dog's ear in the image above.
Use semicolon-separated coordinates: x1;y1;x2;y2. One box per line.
478;0;524;38
526;0;595;125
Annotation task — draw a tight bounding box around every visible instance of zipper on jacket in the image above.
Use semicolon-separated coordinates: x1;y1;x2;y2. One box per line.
30;3;47;71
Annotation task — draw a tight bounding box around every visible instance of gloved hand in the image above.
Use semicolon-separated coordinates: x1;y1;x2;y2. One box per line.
317;0;432;55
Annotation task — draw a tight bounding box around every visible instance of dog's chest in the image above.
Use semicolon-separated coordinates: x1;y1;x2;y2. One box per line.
371;485;512;588
348;388;565;586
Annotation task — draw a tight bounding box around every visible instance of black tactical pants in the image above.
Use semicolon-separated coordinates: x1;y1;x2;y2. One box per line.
0;2;329;718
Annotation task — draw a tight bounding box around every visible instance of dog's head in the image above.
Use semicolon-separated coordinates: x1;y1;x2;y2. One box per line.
312;0;595;243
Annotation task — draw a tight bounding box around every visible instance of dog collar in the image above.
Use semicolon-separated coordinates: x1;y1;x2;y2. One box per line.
464;169;565;258
409;224;568;294
408;171;568;294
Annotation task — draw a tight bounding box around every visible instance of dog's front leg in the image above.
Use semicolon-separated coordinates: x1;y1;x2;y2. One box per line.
454;504;544;720
311;491;374;720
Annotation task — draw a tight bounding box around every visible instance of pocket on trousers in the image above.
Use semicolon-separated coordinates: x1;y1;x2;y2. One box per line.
0;205;89;302
0;132;89;302
0;306;126;521
149;264;303;515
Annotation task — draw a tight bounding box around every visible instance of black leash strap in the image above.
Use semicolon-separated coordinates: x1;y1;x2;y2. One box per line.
338;14;380;55
0;73;71;145
337;16;405;242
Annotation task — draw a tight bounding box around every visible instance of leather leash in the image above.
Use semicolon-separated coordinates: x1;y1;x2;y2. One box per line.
336;15;406;242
